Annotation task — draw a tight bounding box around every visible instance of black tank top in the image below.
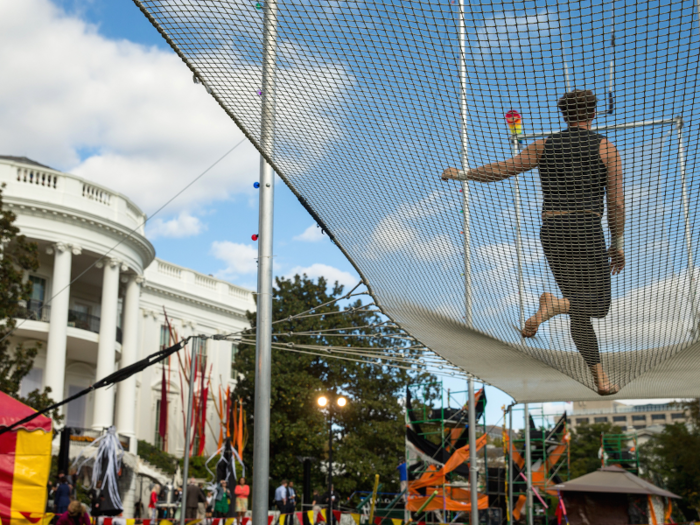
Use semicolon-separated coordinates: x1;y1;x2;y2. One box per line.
538;127;607;215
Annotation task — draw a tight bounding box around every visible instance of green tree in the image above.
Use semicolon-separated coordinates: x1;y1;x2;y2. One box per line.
638;400;700;520
640;422;700;520
569;421;621;479
234;275;433;501
0;184;60;420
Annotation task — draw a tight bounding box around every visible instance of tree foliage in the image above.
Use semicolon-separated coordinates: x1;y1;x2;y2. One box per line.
233;275;433;501
0;184;60;420
569;421;621;479
639;400;700;520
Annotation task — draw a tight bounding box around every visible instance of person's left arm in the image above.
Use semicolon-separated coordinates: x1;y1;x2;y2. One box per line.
441;139;546;183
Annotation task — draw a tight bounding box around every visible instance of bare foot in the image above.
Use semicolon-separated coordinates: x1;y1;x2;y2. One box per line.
522;293;569;338
591;364;619;395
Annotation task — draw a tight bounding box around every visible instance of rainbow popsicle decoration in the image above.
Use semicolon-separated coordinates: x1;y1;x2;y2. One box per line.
505;110;523;135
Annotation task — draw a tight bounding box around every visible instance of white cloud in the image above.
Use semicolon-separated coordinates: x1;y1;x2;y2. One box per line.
146;212;206;239
0;0;260;215
294;224;326;242
366;190;459;263
285;263;357;288
210;241;258;278
0;0;347;217
474;9;557;59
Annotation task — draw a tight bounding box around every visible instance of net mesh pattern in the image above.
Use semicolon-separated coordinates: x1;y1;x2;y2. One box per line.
133;0;700;401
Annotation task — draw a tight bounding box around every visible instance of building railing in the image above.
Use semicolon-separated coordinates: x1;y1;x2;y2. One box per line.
16;301;123;343
16;167;58;189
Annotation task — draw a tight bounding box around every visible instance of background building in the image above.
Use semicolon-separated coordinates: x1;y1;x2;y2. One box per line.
2;155;255;459
570;399;688;431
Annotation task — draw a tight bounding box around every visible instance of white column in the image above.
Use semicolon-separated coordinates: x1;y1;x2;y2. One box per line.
115;274;143;452
45;243;81;410
92;258;122;430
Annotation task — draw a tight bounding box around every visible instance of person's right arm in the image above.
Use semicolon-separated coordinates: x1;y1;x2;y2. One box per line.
601;137;625;274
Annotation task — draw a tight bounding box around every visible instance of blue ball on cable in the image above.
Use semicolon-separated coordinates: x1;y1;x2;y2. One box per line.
254;182;260;189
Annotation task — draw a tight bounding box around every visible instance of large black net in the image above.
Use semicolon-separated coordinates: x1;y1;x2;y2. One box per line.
132;0;700;401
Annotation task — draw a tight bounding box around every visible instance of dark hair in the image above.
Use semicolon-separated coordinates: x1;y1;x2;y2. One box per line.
557;90;597;123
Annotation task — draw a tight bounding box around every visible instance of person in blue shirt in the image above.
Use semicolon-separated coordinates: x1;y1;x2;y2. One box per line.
273;480;288;514
285;481;297;514
54;472;72;514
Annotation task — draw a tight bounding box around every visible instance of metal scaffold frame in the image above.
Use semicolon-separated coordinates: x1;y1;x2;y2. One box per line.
506;405;571;525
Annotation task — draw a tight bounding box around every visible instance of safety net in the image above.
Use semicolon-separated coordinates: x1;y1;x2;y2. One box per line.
132;0;700;401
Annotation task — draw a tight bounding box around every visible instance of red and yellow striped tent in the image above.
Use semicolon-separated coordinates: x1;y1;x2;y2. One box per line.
0;392;52;525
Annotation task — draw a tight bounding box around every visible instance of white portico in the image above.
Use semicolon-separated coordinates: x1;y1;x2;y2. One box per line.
2;156;254;456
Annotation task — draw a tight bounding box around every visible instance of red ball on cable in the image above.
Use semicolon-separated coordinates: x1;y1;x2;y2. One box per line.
252;234;259;241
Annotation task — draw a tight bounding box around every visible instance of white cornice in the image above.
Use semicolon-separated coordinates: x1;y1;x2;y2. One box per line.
141;282;250;319
4;196;155;269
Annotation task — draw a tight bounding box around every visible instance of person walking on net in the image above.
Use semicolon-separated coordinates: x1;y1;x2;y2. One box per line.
441;89;625;395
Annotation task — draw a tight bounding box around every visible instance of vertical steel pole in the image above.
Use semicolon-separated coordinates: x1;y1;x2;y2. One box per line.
180;343;198;525
524;404;533;525
511;138;525;337
458;0;472;327
507;407;513;524
252;1;278;524
468;377;478;524
328;411;333;525
675;117;699;328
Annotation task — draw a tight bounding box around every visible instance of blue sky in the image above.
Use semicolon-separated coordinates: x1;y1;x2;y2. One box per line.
4;0;688;427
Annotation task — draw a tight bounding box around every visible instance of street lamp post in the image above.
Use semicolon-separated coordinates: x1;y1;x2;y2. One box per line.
317;395;347;525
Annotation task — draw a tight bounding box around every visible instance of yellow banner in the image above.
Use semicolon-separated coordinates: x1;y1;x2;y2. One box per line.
351;515;361;525
280;515;286;525
307;511;315;524
392;519;402;525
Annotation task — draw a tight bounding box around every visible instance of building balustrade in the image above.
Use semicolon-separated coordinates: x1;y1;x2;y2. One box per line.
16;300;123;343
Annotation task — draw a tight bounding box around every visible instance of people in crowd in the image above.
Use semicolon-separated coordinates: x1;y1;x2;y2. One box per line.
311;489;322;520
149;484;161;521
234;477;250;525
197;482;207;520
322;485;340;525
54;473;72;514
206;491;214;518
56;500;91;525
286;481;297;514
185;478;207;520
47;481;55;513
273;480;288;514
90;480;104;517
213;479;231;518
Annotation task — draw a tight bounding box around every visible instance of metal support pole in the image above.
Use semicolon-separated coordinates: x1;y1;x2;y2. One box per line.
252;1;278;524
180;343;198;525
524;404;533;525
518;117;677;141
507;407;513;525
510;138;525;336
675;117;699;329
468;377;478;524
458;0;472;327
328;411;333;525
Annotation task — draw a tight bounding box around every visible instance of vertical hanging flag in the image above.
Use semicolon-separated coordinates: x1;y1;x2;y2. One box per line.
159;366;168;441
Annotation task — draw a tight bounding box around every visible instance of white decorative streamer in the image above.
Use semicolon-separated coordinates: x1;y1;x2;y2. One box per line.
73;426;124;513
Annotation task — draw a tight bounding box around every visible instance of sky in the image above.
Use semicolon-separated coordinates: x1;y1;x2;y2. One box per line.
1;0;687;428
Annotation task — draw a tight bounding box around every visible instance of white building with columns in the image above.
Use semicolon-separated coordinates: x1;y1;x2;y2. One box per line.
2;155;255;457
